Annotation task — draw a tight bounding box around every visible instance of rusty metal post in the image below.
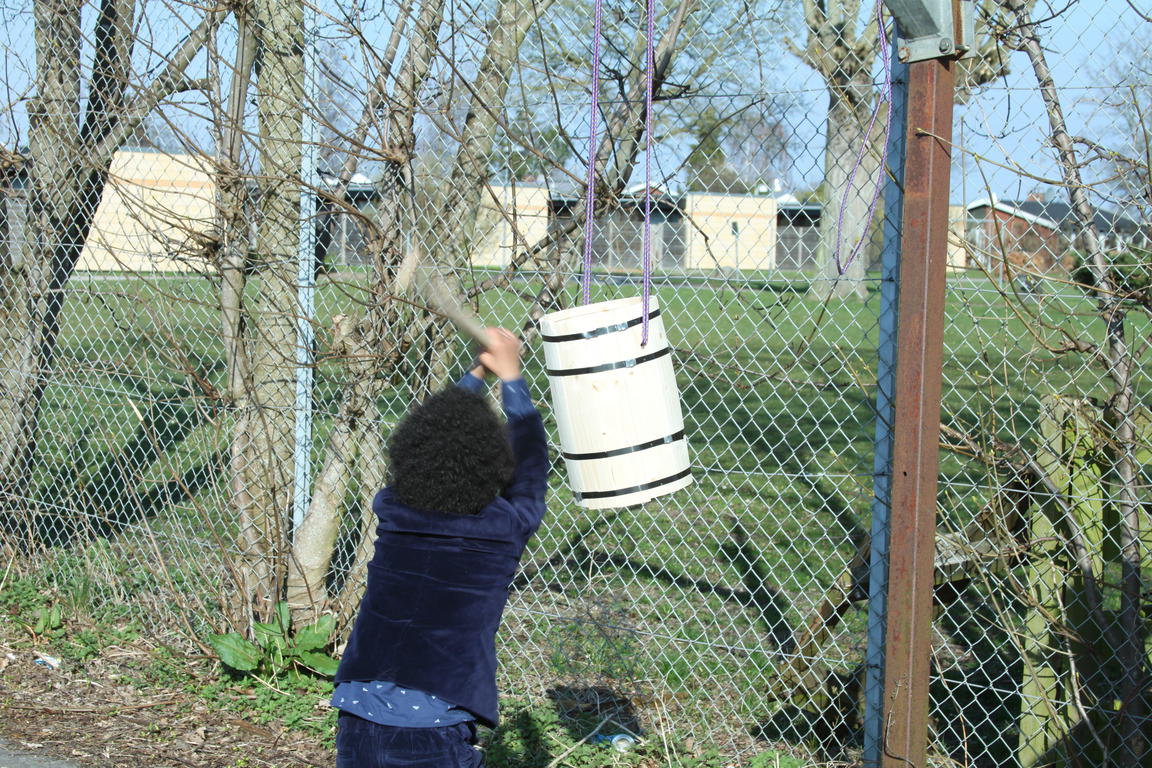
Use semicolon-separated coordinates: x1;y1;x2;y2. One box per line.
879;54;954;768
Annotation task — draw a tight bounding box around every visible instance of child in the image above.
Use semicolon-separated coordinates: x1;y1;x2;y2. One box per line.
332;327;549;768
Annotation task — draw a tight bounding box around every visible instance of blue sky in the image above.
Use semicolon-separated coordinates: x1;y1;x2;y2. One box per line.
950;0;1149;206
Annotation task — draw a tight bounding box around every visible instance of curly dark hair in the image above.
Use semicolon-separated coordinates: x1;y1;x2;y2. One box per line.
387;387;515;516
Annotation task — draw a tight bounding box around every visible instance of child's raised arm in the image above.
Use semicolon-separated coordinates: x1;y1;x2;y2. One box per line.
478;328;548;533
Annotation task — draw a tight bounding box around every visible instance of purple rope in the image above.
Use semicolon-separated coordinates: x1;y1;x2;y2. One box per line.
833;0;894;275
641;0;655;345
580;0;605;306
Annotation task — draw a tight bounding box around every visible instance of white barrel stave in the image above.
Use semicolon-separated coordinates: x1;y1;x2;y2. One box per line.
540;296;692;509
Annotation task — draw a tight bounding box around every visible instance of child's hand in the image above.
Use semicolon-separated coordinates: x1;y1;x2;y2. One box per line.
479;327;522;381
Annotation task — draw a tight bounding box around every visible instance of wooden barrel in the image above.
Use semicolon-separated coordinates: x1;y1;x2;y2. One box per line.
540;296;692;509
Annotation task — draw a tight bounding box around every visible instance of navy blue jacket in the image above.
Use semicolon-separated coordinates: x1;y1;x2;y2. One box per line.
334;394;549;728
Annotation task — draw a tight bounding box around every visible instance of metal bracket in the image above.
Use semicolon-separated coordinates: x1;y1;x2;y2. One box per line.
884;0;976;62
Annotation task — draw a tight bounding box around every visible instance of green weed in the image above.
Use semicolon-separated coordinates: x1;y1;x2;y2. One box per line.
0;577;48;615
0;568;141;661
209;601;339;678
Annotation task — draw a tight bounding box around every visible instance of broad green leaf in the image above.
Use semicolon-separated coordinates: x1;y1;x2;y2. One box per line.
209;632;261;672
253;620;284;650
297;650;340;677
295;615;335;652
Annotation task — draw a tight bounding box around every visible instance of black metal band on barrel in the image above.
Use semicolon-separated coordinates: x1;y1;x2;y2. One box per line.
541;309;661;343
574;467;693;501
545;346;670;377
562;430;685;461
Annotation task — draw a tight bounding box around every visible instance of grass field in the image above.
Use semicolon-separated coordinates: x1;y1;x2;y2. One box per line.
17;267;1150;762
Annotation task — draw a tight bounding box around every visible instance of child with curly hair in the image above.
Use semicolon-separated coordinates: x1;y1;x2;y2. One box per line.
332;327;548;768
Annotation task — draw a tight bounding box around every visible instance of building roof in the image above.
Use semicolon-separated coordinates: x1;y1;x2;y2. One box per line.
968;195;1139;234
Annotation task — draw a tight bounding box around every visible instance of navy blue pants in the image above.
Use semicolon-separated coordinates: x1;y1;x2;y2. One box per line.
336;711;484;768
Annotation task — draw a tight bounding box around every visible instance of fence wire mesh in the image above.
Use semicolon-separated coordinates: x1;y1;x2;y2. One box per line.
0;0;1149;765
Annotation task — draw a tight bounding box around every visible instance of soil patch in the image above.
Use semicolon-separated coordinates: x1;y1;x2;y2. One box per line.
0;641;333;768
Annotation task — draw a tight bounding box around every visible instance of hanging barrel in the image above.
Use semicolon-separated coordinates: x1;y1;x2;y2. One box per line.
540;296;692;509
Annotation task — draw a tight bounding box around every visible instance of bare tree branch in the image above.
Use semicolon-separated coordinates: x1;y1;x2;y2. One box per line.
87;9;225;164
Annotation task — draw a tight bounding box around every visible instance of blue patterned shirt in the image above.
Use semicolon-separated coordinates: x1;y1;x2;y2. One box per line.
331;680;473;727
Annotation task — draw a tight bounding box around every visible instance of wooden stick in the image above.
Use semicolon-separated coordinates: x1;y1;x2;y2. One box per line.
415;268;491;348
401;245;491;349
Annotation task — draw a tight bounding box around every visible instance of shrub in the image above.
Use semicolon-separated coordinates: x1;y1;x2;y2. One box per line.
1071;248;1151;295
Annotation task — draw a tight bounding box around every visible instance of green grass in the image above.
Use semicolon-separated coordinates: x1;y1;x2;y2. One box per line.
15;268;1150;762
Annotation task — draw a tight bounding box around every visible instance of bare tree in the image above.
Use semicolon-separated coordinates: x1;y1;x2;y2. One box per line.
284;0;518;621
954;0;1025;103
1091;32;1152;218
207;11;257;632
224;0;308;619
684;100;795;193
0;0;222;524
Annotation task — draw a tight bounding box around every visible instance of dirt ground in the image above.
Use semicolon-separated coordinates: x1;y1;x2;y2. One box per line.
0;640;334;768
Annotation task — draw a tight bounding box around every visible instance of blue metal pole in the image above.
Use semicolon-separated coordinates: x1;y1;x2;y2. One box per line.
293;12;319;532
862;29;909;768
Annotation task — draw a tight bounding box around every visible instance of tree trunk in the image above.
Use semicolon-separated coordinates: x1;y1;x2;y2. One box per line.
314;0;411;270
1005;1;1146;764
287;0;554;621
332;394;387;634
232;0;306;618
811;81;880;301
1;0;135;510
282;0;446;619
218;13;256;402
439;0;554;257
374;0;446;275
214;12;257;628
410;0;558;400
796;0;878;301
0;0;82;519
286;315;384;623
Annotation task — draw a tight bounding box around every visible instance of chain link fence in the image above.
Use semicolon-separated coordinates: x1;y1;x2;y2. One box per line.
1;0;1149;765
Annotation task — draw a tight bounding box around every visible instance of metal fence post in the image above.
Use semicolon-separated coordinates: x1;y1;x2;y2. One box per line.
878;54;955;768
293;11;319;532
862;32;909;768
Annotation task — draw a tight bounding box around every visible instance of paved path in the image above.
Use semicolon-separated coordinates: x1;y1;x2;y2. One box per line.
0;740;83;768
